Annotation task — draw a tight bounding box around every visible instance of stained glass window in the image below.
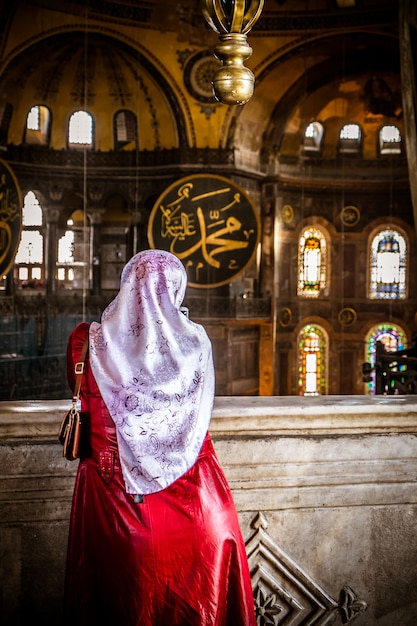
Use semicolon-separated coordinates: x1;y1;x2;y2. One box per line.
365;323;407;395
369;228;406;299
298;227;326;297
298;324;327;396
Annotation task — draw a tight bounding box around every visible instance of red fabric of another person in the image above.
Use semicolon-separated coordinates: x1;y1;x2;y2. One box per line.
64;321;256;626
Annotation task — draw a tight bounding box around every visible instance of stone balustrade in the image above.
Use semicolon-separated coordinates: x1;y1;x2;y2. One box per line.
1;395;417;625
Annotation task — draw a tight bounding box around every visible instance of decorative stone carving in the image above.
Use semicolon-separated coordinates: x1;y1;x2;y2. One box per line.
183;51;221;103
246;512;367;625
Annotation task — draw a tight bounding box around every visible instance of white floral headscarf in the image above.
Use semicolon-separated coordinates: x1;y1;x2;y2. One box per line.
89;249;215;496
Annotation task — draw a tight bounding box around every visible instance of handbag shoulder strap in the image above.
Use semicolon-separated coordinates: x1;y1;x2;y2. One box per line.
72;332;89;404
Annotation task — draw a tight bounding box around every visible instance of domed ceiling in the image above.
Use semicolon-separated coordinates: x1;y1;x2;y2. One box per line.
1;29;184;150
0;0;402;156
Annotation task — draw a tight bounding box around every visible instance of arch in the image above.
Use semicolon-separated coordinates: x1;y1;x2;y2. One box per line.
297;323;328;396
297;225;328;297
68;110;94;147
57;208;91;289
21;190;42;226
368;226;407;299
303;121;324;153
114;109;138;150
338;123;362;154
364;322;408;394
24;104;51;146
14;191;44;288
229;32;401;156
379;124;402;154
0;30;189;150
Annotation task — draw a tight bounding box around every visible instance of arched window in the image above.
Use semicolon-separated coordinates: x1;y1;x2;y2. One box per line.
114;110;137;150
303;121;324;153
24;105;51;145
57;210;90;289
369;228;407;299
365;323;407;395
297;227;327;297
14;191;44;287
57;230;75;283
68;110;93;147
379;124;401;155
298;324;327;396
27;106;39;130
338;123;361;154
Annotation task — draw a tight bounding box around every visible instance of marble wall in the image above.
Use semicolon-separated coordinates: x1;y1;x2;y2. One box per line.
1;396;417;625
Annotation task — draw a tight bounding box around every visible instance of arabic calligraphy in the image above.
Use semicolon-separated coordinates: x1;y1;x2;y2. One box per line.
148;175;259;287
0;161;22;275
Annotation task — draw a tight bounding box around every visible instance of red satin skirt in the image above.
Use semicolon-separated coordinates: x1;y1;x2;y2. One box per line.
64;323;256;626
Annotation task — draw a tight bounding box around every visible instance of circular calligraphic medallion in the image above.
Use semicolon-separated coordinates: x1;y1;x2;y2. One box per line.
341;205;360;227
338;307;357;326
279;307;292;327
281;204;294;224
0;158;22;276
148;174;260;288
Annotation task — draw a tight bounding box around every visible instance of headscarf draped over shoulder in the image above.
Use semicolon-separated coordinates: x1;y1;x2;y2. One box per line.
89;249;215;496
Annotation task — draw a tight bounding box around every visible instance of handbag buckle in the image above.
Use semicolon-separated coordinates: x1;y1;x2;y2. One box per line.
74;361;84;375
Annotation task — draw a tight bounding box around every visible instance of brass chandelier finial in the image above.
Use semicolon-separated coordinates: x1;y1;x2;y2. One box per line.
201;0;264;105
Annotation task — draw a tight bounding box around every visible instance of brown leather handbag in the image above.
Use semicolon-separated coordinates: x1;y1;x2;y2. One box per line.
58;334;89;461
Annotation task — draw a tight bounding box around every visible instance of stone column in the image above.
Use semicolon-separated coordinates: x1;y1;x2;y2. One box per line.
129;208;147;258
88;209;105;295
43;206;60;296
258;198;277;395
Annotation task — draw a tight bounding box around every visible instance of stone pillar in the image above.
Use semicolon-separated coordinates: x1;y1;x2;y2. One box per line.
258;198;277;395
5;267;14;295
43;206;60;296
399;0;417;239
88;209;104;295
129;208;147;258
259;322;275;395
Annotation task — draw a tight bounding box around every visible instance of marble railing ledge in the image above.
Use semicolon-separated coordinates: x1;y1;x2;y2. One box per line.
0;400;68;442
0;395;417;441
210;394;417;435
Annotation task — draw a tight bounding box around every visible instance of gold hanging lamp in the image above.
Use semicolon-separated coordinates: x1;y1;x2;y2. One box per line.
201;0;264;105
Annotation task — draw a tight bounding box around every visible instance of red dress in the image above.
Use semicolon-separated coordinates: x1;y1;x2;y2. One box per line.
64;322;257;626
